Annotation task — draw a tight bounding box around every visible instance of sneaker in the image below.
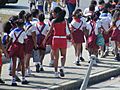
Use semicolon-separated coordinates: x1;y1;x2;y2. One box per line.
15;75;21;82
11;82;17;86
36;64;40;73
9;72;12;76
59;69;65;77
40;67;44;71
115;54;120;61
0;79;5;84
22;80;29;84
75;61;81;66
80;57;85;62
54;72;59;78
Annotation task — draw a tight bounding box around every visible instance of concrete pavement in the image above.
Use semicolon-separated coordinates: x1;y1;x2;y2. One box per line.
1;45;120;90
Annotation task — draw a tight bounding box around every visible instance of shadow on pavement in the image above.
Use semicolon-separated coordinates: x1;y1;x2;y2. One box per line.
0;5;29;9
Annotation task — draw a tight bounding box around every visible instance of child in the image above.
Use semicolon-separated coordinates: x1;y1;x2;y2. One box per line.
24;13;37;76
8;19;29;86
70;9;85;65
35;13;50;72
0;17;9;84
108;11;120;61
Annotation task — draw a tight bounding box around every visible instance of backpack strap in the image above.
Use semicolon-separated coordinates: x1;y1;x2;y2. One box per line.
26;24;32;31
36;23;46;34
71;21;83;31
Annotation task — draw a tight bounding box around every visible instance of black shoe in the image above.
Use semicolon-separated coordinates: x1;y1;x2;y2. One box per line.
40;67;44;71
9;72;12;76
76;61;80;66
0;79;5;84
11;82;17;86
80;57;85;62
15;75;21;82
36;64;40;73
22;80;29;84
115;54;120;61
60;69;65;77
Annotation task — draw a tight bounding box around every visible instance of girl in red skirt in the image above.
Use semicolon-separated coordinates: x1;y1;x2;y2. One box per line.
8;19;29;86
43;7;67;77
24;13;37;76
86;13;99;64
36;13;50;72
108;11;120;61
70;9;85;65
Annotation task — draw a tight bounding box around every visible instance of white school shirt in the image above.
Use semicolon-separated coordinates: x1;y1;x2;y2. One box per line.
86;21;98;35
35;23;50;36
97;17;111;32
24;24;36;36
116;20;120;30
70;19;86;31
9;28;27;44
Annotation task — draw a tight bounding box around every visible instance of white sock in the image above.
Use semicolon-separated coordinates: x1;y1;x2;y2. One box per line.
61;66;64;70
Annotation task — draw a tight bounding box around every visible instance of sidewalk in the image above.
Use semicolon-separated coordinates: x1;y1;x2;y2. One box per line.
1;45;120;90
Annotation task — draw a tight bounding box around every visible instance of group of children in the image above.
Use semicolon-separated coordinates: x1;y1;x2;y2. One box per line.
0;0;120;87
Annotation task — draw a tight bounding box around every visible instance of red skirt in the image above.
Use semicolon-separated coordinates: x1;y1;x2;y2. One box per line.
0;54;2;66
52;38;67;50
111;29;120;43
103;30;113;44
8;42;25;59
25;36;34;54
72;30;85;44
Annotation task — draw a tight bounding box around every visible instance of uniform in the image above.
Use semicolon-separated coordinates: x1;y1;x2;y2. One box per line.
24;22;36;54
70;19;85;44
52;21;67;50
111;19;120;42
8;28;27;59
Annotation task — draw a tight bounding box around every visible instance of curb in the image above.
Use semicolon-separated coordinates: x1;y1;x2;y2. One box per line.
49;67;120;90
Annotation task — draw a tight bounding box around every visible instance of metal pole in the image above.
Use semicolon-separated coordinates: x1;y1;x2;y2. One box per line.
80;55;96;90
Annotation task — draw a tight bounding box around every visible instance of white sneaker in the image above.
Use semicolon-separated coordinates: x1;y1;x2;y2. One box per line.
54;72;59;78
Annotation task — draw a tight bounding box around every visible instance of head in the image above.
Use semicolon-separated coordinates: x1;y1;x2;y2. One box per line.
89;4;95;12
72;9;82;18
9;15;18;28
16;19;24;28
38;13;45;22
19;10;26;21
25;13;32;22
90;0;97;6
99;0;105;5
104;2;113;11
31;9;39;18
52;7;62;18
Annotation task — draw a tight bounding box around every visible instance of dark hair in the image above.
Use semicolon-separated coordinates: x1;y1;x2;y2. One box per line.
89;4;95;12
104;2;112;9
19;10;26;19
102;9;109;13
16;19;24;27
38;13;45;22
108;0;113;3
3;21;12;34
31;9;39;17
72;9;82;18
113;0;119;4
90;0;97;6
53;10;66;23
9;15;18;27
99;0;105;5
25;13;32;22
53;7;62;15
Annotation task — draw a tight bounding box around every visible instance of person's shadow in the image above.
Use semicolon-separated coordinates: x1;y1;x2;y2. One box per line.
0;5;29;9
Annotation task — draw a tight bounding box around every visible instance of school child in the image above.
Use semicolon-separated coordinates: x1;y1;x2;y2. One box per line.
36;0;44;13
0;17;9;84
70;9;85;65
108;11;120;61
35;13;50;72
7;19;29;86
24;13;37;76
97;9;112;57
43;7;68;77
28;0;36;11
86;13;99;64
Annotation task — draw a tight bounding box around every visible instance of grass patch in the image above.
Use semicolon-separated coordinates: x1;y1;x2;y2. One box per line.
0;14;11;23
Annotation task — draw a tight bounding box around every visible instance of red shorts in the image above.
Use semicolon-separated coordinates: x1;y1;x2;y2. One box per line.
52;38;67;50
25;36;34;54
72;30;85;44
0;54;2;66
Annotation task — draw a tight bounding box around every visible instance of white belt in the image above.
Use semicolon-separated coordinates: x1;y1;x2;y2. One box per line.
53;36;66;38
